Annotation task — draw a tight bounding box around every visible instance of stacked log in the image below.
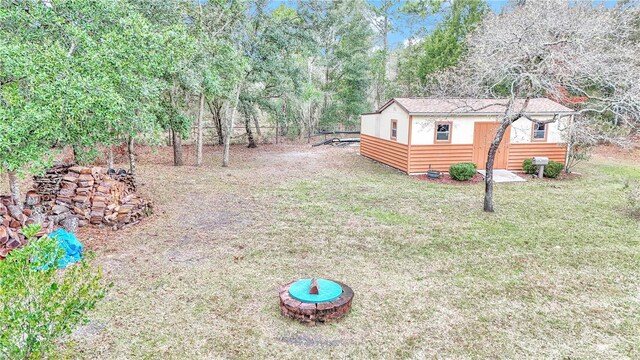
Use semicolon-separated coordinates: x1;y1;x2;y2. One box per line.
0;196;49;259
0;164;152;260
32;164;73;212
43;165;152;229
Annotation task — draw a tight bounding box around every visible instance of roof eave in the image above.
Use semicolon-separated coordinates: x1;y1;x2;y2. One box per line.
375;98;411;114
408;111;577;116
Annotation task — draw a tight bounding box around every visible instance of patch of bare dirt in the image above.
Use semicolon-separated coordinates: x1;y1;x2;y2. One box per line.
592;142;640;162
77;143;356;254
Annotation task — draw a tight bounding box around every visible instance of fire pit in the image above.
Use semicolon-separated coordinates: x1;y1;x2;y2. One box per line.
279;278;353;325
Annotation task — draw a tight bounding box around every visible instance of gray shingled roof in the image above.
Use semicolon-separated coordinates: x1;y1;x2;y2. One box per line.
377;98;575;114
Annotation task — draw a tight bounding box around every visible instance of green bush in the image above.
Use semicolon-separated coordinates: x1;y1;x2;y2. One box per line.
449;162;477;181
0;225;106;359
544;161;564;178
523;159;564;178
522;158;537;174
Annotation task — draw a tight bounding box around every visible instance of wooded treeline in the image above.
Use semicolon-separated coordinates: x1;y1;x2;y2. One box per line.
2;0;639;209
0;0;484;184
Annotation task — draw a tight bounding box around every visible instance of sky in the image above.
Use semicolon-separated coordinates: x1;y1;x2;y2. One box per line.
263;0;510;49
266;0;620;50
385;0;510;49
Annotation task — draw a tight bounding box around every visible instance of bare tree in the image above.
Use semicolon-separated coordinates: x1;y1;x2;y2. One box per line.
222;86;241;167
7;171;22;210
429;0;640;212
127;136;135;174
563;115;632;173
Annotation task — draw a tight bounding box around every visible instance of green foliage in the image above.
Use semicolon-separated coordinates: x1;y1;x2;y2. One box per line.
401;0;445;17
321;0;374;128
523;159;537;174
418;0;488;80
238;2;308;136
398;0;488;88
523;159;564;178
449;162;477;181
395;44;426;95
0;225;106;359
143;0;246;138
73;146;101;166
544;161;564;179
0;2;65;174
0;0;172;176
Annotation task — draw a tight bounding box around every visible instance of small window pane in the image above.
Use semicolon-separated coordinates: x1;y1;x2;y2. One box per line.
437;124;450;132
436;123;450;141
533;123;546;139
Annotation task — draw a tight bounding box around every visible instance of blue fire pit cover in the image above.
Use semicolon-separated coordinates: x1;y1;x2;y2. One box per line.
288;278;343;303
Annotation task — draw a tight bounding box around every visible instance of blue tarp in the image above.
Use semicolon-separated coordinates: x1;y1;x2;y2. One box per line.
48;229;83;269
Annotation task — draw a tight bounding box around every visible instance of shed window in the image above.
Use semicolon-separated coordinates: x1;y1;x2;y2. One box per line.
391;120;398;140
532;122;547;141
435;122;451;142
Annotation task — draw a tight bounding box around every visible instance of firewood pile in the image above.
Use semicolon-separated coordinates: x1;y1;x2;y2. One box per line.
0;165;152;259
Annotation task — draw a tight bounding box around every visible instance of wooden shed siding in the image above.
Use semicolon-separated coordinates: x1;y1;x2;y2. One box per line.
507;143;567;170
360;134;409;172
408;144;474;173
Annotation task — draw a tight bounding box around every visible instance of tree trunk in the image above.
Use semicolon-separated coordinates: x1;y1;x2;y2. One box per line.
483;120;513;212
277;97;286;144
253;113;261;137
222;88;241;167
107;145;114;170
376;14;389;108
7;171;22;210
307;113;312;144
208;100;224;145
127;136;135;174
196;92;205;166
275;114;280;145
245;114;257;148
306;103;315;144
72;145;82;165
170;87;183;166
173;130;183;166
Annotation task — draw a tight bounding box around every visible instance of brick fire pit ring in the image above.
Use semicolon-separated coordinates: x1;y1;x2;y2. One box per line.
278;278;353;325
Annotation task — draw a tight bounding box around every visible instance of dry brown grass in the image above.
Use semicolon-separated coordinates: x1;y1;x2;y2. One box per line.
13;144;639;359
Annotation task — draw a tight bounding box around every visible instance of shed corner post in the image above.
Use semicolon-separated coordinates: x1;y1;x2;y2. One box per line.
407;115;413;174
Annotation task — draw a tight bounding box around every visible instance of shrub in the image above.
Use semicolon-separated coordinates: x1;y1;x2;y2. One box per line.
523;159;564;178
449;162;477;181
522;158;537;174
544;161;564;178
624;181;640;217
0;225;106;359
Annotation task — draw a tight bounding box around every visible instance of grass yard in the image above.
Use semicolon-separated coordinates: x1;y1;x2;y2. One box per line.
69;144;639;359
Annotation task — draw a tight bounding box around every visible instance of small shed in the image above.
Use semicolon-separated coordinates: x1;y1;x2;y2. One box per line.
359;98;575;174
